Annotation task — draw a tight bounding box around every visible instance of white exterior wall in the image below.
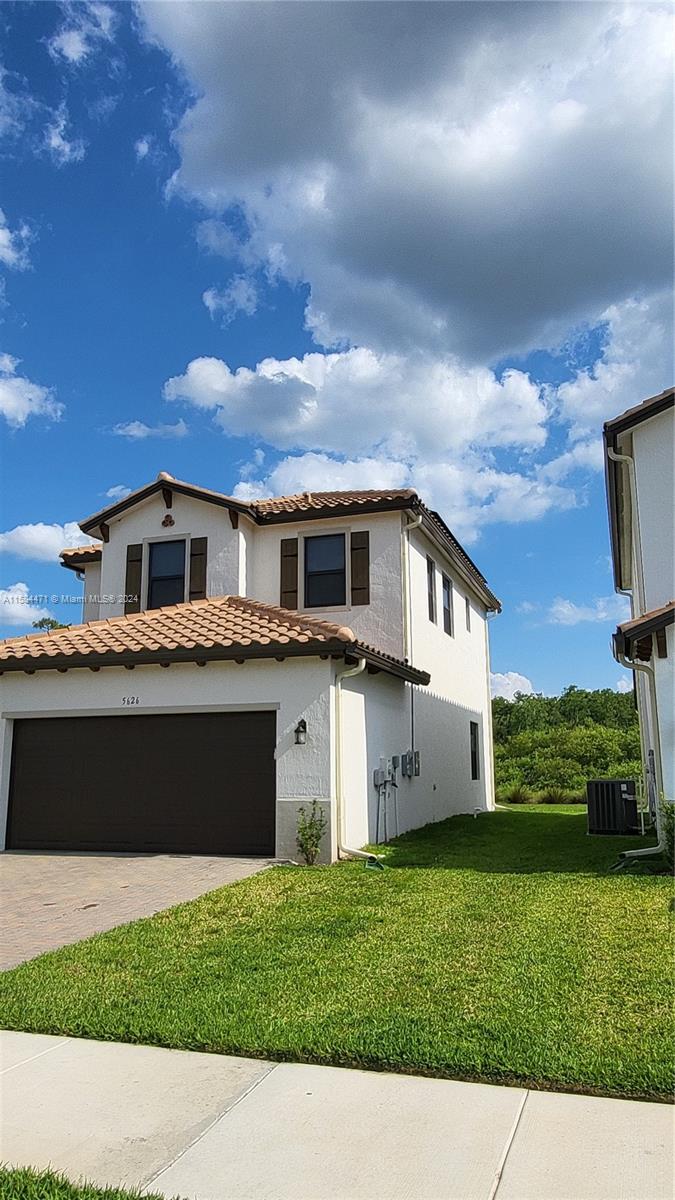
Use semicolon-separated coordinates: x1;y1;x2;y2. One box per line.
0;657;333;861
631;408;675;613
248;512;405;658
95;493;247;621
654;625;674;801
406;527;495;809
82;561;101;623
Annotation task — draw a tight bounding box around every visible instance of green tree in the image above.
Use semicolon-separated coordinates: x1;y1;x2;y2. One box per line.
32;617;68;631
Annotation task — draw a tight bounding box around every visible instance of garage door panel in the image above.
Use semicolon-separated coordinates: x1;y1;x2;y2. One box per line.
7;712;276;855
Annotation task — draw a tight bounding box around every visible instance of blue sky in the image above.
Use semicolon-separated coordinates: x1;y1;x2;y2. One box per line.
0;2;672;698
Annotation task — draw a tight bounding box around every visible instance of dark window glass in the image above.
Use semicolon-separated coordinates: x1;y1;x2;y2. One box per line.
148;540;185;610
466;596;471;631
470;720;480;780
304;534;346;607
427;557;436;623
442;574;453;636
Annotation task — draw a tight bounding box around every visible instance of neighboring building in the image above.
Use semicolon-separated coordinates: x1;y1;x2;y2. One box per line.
0;477;500;861
604;387;675;804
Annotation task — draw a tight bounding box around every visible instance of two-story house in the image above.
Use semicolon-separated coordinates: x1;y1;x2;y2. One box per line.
0;476;500;861
604;387;674;810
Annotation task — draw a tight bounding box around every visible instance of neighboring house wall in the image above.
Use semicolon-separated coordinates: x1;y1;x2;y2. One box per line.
247;512;406;659
631;410;675;613
0;657;333;861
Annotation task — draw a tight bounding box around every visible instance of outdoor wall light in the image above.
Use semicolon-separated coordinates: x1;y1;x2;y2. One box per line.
294;719;307;745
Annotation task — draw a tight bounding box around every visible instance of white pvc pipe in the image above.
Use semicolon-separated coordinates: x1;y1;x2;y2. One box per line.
615;651;665;858
401;511;422;662
334;657;380;861
607;446;646;614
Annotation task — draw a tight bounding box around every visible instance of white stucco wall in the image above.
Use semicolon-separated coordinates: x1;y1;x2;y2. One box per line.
406;527;495;805
248;512;405;658
654;624;674;802
0;657;333;861
82;561;101;623
631;408;675;613
94;493;248;620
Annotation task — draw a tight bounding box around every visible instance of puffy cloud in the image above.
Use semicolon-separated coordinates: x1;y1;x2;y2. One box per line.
490;671;534;701
547;594;630;626
48;3;116;65
104;484;132;500
0;354;63;428
234;453;410;502
141;2;673;362
164;347;549;457
0;582;54;628
134;136;151;161
0;208;31;270
203;276;258;325
0;522;90;562
44;105;86;166
556;291;674;439
616;676;633;694
112;418;188;439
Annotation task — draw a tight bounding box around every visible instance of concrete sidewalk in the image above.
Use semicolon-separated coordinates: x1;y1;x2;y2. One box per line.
0;1032;672;1200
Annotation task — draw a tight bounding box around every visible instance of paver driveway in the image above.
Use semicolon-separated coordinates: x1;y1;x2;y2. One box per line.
0;852;271;971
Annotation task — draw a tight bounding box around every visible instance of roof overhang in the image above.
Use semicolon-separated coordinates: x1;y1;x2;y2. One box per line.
0;637;430;684
60;547;103;573
80;476;252;537
613;601;674;663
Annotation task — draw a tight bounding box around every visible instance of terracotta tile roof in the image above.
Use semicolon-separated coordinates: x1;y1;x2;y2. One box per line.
60;544;102;569
250;489;417;517
617;600;675;636
0;595;429;684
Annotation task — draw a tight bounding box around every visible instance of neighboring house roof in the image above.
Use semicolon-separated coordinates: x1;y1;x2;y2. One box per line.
60;544;103;572
76;473;500;611
613;600;675;661
0;594;430;684
604;387;675;592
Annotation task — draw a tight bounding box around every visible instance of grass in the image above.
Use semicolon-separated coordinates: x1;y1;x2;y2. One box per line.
0;1166;175;1200
0;807;672;1100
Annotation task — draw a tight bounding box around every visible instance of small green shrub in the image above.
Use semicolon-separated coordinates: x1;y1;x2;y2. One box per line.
659;799;674;872
296;799;328;865
502;783;534;804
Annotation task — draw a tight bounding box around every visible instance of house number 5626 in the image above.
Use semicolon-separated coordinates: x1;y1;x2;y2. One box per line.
121;696;140;706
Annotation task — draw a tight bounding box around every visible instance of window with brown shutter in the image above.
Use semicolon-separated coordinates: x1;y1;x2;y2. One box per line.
350;531;370;605
189;537;208;601
124;544;142;615
280;538;298;608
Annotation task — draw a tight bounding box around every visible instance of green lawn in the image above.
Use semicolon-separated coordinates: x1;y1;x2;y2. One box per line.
1;807;672;1099
0;1166;174;1200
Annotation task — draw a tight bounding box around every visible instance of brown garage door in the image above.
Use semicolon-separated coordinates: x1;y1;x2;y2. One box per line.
7;711;276;855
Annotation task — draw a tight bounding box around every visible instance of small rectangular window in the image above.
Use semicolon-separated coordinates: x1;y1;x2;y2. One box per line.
465;596;471;632
305;534;346;607
470;720;480;780
147;540;186;609
427;557;436;623
442;574;453;636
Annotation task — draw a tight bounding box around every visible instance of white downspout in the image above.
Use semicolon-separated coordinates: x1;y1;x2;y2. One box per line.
401;512;422;662
615;650;665;859
335;657;381;861
607;446;646;614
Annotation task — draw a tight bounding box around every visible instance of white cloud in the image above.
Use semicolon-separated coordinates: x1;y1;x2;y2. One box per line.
134;136;151;161
203;276;258;325
0;521;90;562
0;208;31;270
539;438;604;483
112;418;188;440
44;105;86;166
0;354;63;428
234;453;410;501
616;676;633;694
141;2;672;362
48;3;116;65
516;600;538;614
547;594;630;626
104;484;132;501
490;671;534;701
0;582;54;628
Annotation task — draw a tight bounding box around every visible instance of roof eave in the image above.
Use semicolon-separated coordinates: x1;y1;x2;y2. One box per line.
79;479;253;536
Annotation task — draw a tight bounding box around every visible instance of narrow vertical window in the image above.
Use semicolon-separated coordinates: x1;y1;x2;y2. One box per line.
147;540;186;609
304;534;346;607
427;556;436;623
442;574;453;636
465;595;471;632
470;720;480;780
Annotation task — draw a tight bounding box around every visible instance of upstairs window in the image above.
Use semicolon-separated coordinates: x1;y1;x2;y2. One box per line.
466;596;472;632
147;540;186;609
470;720;480;780
442;574;454;636
304;534;346;607
427;557;436;623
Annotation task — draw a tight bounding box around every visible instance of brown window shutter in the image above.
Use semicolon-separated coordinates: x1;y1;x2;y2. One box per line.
189;537;208;601
350;531;370;605
124;544;142;615
280;538;298;608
